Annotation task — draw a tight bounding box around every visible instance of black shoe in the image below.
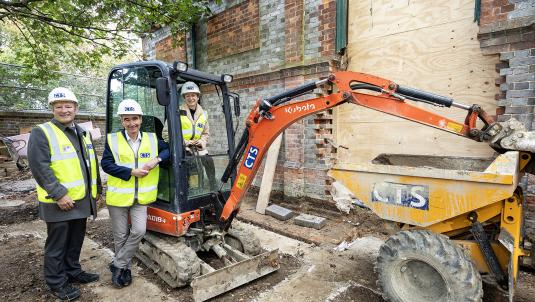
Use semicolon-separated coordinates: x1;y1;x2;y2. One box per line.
51;283;81;300
121;268;132;286
69;271;100;284
109;263;124;289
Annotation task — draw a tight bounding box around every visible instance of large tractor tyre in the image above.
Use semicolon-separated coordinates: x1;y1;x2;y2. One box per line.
376;230;482;302
224;224;262;256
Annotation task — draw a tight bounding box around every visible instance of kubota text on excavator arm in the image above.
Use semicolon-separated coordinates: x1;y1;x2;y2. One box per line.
218;71;523;223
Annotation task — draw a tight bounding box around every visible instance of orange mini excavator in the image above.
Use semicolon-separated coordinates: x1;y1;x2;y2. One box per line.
107;60;534;301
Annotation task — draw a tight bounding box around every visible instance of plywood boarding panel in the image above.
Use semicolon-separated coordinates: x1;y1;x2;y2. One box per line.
336;0;500;164
349;0;475;41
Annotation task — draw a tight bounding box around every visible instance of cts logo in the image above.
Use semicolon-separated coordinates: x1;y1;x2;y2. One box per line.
244;146;259;169
125;106;135;111
372;182;429;210
140;152;150;158
54;93;66;98
197;122;204;128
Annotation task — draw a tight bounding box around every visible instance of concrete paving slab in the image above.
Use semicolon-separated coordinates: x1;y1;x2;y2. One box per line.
233;220;312;256
265;204;294;221
94;208;110;221
294;213;326;230
0;199;25;207
0;178;36;193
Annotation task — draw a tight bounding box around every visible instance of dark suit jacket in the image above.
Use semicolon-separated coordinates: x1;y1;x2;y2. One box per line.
28;118;102;222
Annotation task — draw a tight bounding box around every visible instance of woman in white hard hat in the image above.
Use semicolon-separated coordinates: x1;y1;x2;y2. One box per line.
101;99;169;288
179;81;217;190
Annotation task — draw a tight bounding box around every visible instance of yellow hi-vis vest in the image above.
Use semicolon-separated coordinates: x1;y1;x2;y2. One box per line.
36;122;97;203
181;111;207;141
106;132;159;206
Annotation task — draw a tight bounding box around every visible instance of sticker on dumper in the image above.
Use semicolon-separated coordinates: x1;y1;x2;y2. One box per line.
371;182;429;210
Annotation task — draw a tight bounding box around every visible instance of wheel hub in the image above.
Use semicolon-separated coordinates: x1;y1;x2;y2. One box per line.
392;259;448;302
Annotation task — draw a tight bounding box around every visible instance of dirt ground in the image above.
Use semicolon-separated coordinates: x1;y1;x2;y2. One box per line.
239;189;393;245
85;218;303;302
1;173;535;301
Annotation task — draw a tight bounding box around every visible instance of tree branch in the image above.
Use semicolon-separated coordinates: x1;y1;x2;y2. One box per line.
7;15;42;56
9;5;134;35
0;0;42;8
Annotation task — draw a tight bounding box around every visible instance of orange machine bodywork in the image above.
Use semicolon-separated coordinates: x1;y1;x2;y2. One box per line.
147;207;201;237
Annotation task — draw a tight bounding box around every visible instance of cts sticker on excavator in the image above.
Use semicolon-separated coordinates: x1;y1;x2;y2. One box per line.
372;182;429;210
244;146;259;169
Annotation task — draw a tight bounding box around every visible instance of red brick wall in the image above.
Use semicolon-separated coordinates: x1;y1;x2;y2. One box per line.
220;62;334;198
285;0;304;63
318;0;336;57
207;0;260;61
478;0;535;54
480;0;516;26
155;34;187;63
141;0;340;199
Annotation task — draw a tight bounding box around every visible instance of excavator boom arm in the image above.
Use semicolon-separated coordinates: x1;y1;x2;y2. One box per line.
219;71;503;221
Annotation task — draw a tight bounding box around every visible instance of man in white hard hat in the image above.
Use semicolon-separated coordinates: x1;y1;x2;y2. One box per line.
179;82;217;190
101;99;169;288
27;87;102;300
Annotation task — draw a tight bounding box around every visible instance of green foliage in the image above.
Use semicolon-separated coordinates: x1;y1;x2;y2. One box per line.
0;0;212;82
0;0;214;112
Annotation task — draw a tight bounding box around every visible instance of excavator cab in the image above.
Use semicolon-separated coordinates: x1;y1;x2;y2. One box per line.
106;61;238;235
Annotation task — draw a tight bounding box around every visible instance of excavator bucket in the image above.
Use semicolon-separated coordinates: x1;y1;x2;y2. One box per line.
191;247;279;302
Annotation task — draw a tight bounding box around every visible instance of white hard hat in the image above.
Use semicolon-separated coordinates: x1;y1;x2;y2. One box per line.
117;99;144;116
48;87;78;105
181;82;200;96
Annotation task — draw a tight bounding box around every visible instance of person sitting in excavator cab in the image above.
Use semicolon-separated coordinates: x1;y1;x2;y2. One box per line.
179;81;217;191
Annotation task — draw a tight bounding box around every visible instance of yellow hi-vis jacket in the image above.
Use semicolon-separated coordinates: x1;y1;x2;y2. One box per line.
106;131;159;206
36;122;97;203
180;110;207;141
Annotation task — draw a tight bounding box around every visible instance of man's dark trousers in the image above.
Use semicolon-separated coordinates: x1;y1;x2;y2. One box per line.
44;218;86;289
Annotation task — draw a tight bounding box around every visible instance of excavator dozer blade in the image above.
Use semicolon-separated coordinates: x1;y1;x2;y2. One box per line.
191;248;279;302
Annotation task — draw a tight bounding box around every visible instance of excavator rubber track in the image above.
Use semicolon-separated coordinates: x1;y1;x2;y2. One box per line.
136;230;280;302
136;232;201;288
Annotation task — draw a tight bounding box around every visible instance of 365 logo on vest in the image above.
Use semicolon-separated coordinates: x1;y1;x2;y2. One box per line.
140;152;150;158
197;122;204;128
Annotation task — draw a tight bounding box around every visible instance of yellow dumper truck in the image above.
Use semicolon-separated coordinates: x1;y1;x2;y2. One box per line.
330;151;531;301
